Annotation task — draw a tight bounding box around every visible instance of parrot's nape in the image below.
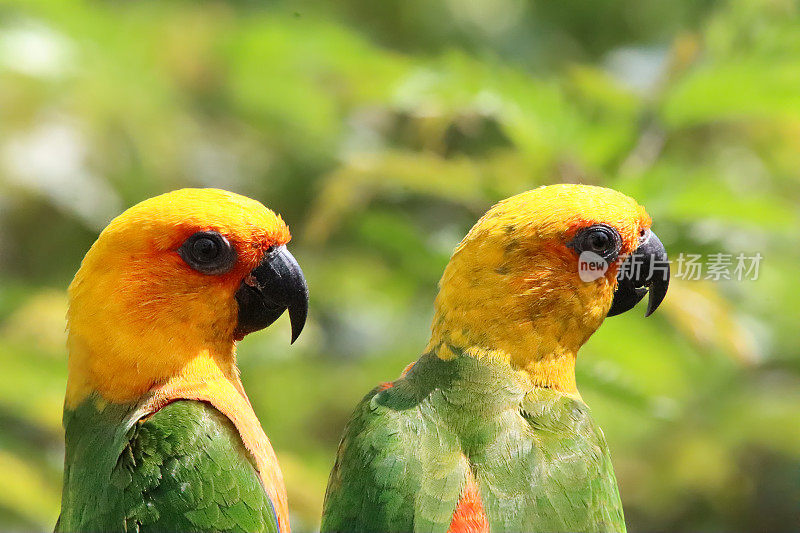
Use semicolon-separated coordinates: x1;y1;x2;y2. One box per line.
321;183;670;533
56;188;307;533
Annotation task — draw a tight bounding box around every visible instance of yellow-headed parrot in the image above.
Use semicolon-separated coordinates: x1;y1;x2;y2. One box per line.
56;189;308;533
321;184;669;533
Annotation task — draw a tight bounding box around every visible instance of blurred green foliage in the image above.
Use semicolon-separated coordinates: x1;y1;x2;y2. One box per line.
1;0;799;531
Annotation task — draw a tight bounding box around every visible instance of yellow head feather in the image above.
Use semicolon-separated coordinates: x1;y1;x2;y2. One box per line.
66;188;291;406
427;184;652;396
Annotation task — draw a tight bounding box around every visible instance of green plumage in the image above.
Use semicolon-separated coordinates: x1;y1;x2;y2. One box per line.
322;351;625;533
57;398;278;533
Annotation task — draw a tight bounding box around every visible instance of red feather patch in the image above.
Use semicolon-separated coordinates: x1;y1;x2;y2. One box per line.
448;473;489;533
377;381;394;391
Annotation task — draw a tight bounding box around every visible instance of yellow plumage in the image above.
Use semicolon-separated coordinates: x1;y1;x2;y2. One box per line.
66;188;290;406
426;184;652;397
64;188;298;531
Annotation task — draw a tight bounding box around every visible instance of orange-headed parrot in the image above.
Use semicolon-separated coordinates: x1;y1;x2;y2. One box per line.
56;189;308;533
321;184;669;533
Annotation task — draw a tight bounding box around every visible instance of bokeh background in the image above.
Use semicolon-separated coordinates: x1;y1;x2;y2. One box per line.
1;0;799;531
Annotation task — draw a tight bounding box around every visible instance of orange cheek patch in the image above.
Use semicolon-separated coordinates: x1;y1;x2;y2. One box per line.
509;240;577;293
545;239;579;266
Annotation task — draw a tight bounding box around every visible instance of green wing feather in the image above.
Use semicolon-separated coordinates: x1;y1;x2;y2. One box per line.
477;388;625;532
321;371;467;533
57;399;278;533
322;352;626;533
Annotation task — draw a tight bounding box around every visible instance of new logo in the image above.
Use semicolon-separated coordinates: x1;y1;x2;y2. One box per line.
578;251;609;282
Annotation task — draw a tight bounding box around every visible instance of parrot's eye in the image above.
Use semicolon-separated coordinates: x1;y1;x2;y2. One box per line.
569;224;621;262
586;231;611;252
178;231;237;275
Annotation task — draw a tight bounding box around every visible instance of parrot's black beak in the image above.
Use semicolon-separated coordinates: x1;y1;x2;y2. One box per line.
607;229;669;317
234;245;309;343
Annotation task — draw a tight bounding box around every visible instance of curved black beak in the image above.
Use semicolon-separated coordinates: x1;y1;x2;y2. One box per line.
233;245;309;343
607;229;670;317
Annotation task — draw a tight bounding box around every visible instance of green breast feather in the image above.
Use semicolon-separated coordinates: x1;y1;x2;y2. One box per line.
321;352;625;533
57;399;278;533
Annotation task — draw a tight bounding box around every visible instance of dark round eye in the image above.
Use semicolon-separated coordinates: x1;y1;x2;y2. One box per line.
586;230;611;253
178;231;236;275
192;236;219;262
569;224;621;261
